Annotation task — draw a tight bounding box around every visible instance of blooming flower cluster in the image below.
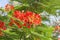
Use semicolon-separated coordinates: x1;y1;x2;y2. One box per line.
0;20;6;36
0;20;6;30
9;10;41;28
5;4;14;11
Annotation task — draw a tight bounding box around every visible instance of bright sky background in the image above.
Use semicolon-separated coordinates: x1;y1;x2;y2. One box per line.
0;0;9;7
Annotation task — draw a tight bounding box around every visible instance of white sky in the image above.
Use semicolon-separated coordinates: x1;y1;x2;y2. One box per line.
0;0;9;7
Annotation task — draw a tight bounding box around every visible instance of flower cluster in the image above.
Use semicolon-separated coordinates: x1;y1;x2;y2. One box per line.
9;10;41;28
0;20;6;36
0;20;6;30
5;4;14;11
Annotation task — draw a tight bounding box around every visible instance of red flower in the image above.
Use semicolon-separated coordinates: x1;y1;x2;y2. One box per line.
2;26;6;30
23;23;27;26
33;20;40;25
27;25;31;28
5;4;14;11
12;10;42;28
13;10;21;18
0;21;4;28
25;11;33;16
0;20;6;30
34;14;41;25
19;13;26;20
0;20;6;36
35;14;41;19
